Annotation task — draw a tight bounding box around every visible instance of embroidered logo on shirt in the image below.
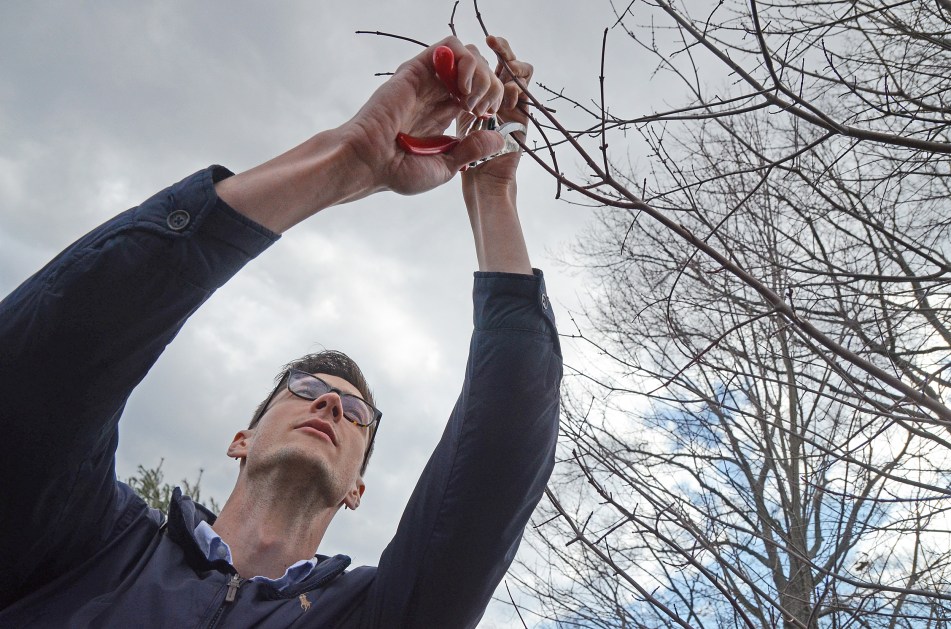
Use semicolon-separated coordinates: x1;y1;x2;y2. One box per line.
299;594;311;611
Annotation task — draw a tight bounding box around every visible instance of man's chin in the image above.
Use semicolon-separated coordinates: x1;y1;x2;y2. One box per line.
251;446;331;480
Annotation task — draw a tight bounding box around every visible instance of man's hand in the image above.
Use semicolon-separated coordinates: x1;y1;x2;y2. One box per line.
460;35;533;198
215;36;508;233
461;36;534;275
341;36;508;196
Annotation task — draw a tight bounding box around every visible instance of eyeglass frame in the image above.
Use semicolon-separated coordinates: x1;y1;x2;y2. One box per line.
249;368;382;472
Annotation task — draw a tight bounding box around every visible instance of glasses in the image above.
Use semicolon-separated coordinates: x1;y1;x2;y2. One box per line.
285;369;381;428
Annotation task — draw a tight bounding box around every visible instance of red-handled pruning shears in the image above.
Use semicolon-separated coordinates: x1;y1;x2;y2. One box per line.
396;45;525;163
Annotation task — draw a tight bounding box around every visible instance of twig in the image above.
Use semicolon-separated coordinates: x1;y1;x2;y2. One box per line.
354;30;428;48
448;1;460;37
505;581;530;629
599;27;610;177
648;309;780;395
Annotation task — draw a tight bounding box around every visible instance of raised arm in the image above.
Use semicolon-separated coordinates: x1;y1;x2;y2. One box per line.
0;36;509;608
461;35;534;275
361;37;563;628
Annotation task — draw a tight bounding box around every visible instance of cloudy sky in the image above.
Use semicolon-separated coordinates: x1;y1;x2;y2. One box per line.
1;1;671;625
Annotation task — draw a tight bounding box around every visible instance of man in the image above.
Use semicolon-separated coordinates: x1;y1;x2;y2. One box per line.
0;34;560;628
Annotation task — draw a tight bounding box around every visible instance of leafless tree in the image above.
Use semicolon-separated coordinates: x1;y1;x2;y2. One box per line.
468;1;951;626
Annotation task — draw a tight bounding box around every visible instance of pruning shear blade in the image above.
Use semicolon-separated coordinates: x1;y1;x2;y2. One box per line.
463;117;526;168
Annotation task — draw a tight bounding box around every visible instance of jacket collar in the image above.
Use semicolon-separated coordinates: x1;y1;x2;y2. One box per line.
165;487;352;598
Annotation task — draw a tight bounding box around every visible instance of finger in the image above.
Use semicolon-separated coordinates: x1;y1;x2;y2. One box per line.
471;74;504;118
497;63;533;112
431;36;476;99
487;35;528;81
501;83;523;113
501;59;533;84
486;35;515;63
486;36;532;113
455;110;478;137
458;45;503;116
456;44;486;105
443;130;505;172
430;37;504;116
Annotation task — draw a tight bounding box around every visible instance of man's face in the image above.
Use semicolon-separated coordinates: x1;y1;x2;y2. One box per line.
229;373;370;509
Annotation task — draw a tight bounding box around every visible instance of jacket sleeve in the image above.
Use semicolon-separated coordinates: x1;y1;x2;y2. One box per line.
360;270;562;628
0;166;278;608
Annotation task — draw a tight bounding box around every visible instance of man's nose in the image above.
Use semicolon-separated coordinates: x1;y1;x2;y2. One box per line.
310;392;342;420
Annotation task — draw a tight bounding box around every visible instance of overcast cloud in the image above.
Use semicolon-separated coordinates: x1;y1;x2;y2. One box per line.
0;1;664;625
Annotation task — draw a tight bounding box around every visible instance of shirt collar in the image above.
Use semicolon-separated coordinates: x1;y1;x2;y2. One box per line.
193;520;321;590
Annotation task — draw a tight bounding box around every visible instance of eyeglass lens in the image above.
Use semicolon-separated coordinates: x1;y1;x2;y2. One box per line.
288;371;374;426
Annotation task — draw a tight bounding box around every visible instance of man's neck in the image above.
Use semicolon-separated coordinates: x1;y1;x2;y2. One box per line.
211;478;339;580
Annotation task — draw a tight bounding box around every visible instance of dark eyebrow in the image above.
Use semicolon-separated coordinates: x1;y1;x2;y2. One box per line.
309;372;365;401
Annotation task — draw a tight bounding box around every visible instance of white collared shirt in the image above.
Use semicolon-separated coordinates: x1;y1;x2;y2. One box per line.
194;521;320;590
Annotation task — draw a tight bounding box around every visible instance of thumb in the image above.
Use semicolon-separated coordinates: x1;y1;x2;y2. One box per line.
445;130;504;171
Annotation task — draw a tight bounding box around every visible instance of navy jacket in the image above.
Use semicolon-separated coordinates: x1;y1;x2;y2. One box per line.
0;167;562;628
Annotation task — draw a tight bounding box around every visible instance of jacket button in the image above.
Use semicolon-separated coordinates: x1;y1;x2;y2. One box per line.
167;210;191;231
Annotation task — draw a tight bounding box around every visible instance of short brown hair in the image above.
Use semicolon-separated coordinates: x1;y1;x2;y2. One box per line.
249;350;378;473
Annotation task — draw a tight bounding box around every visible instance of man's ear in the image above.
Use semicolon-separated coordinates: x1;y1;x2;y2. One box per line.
227;429;253;461
343;479;366;510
